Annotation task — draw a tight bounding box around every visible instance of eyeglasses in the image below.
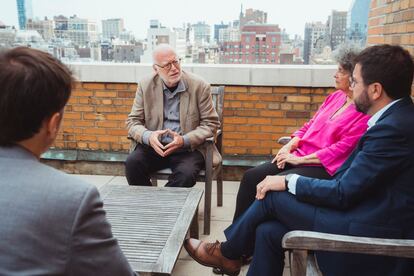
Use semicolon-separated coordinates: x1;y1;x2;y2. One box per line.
154;58;181;72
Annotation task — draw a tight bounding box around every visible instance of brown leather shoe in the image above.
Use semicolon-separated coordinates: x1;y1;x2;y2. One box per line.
184;238;241;276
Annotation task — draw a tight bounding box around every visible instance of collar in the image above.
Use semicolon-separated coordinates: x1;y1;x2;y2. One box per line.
161;79;186;95
0;145;38;161
367;98;402;129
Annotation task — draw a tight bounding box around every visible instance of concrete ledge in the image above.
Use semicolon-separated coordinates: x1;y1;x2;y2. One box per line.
68;62;337;87
41;149;269;181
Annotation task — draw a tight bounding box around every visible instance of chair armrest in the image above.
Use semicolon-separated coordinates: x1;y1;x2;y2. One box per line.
282;231;414;259
278;136;291;145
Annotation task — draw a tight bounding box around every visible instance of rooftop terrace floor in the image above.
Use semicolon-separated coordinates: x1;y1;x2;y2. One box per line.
74;174;291;276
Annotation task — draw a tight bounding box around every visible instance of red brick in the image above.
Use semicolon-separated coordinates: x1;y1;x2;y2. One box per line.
225;86;248;93
83;83;106;90
247;117;272;125
95;91;117;98
106;83;129;90
249;86;272;93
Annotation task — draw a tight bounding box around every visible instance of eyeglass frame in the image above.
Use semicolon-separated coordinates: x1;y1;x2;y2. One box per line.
154;58;182;72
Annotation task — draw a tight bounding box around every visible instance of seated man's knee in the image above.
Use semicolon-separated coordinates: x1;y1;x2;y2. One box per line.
255;221;287;246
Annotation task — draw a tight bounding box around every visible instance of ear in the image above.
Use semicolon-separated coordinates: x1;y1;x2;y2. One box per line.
370;83;383;101
152;65;159;74
46;112;62;140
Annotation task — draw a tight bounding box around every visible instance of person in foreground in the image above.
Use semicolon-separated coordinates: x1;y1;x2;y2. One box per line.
232;46;369;222
0;47;135;275
184;44;414;276
125;43;220;187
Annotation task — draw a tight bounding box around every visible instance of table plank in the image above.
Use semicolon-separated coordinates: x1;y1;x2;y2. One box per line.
98;185;203;275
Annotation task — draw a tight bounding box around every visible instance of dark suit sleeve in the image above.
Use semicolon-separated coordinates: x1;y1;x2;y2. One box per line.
66;186;135;276
295;123;409;210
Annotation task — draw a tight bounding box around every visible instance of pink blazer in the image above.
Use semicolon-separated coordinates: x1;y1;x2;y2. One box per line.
292;90;370;175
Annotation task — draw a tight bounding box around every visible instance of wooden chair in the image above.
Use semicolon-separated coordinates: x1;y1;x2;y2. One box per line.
282;230;414;276
129;86;224;236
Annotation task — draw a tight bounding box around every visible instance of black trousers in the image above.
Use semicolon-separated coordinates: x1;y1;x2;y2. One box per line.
233;162;332;221
125;144;204;187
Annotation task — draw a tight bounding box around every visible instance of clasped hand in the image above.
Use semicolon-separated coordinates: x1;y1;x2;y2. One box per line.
272;145;303;169
149;129;184;157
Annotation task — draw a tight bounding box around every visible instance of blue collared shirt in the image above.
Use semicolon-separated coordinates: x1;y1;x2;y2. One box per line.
287;98;402;194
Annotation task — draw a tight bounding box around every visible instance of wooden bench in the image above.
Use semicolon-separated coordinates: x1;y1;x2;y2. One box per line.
98;184;203;275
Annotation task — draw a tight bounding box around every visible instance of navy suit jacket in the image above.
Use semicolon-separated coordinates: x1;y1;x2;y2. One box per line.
296;97;414;276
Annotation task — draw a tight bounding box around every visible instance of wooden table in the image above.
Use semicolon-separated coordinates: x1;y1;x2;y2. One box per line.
98;184;203;275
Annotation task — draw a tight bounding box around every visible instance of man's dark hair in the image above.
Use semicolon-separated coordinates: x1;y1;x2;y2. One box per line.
0;47;73;146
355;44;414;99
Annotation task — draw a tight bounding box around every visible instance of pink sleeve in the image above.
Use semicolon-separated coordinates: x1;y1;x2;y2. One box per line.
293;93;332;138
314;115;369;175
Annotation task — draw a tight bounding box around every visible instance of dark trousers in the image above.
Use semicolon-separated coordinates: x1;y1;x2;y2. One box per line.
233;162;332;221
221;191;316;276
125;144;204;187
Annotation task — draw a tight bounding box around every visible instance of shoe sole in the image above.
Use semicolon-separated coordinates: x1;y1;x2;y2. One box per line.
184;242;240;276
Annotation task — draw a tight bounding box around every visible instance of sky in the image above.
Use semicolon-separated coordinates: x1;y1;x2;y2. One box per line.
1;0;352;39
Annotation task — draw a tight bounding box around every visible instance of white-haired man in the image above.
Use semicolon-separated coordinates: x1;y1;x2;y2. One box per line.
126;44;220;187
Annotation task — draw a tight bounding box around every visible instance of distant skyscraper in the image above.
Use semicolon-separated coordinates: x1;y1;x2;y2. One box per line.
102;18;124;40
26;17;54;41
346;0;371;46
214;22;229;42
239;8;267;29
303;22;328;64
220;23;281;64
328;10;347;50
16;0;33;30
54;15;69;40
192;21;211;45
141;20;186;62
67;15;98;46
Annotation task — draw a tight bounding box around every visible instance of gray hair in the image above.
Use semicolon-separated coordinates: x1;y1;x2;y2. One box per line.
152;44;177;63
333;43;362;74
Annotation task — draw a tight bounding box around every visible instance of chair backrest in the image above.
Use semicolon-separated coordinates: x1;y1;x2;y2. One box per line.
211;86;224;125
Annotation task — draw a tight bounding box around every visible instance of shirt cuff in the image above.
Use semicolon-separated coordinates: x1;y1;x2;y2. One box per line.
287;174;300;195
182;135;191;148
142;130;153;145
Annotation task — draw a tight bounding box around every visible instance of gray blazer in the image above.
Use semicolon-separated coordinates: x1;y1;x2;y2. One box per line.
0;146;135;276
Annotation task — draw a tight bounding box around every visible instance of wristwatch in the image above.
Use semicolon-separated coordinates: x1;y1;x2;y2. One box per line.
284;174;293;191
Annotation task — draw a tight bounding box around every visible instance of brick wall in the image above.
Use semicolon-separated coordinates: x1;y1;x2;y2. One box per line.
368;0;414;54
54;82;332;157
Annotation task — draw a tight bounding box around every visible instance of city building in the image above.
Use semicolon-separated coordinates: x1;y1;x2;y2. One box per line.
141;20;186;63
214;22;229;42
192;21;211;45
113;44;143;63
102;18;124;40
346;0;371;46
328;10;347;50
239;8;267;29
303;22;328;64
220;23;281;64
16;0;33;30
26;17;54;41
218;26;240;43
0;21;17;48
54;15;69;40
67;15;98;47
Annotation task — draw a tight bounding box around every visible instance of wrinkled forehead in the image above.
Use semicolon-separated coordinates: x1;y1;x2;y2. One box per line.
154;49;177;64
